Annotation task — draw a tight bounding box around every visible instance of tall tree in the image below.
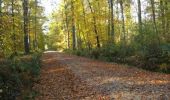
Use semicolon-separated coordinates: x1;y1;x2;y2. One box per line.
151;0;160;44
109;0;115;42
34;0;38;49
64;0;70;49
81;0;91;50
11;0;16;54
138;0;142;34
87;0;100;48
71;0;77;50
119;0;126;46
0;0;2;15
23;0;30;54
164;0;169;36
160;0;165;35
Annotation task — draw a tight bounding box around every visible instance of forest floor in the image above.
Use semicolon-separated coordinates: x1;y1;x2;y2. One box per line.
33;51;170;100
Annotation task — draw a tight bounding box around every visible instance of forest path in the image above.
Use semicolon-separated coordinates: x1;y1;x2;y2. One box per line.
33;51;170;100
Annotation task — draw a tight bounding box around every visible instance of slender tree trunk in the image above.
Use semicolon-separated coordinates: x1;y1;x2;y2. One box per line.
71;0;77;50
23;0;30;54
165;0;169;35
137;0;142;34
0;0;2;54
77;20;82;49
81;0;91;50
116;0;121;41
34;0;38;50
160;0;165;35
119;0;126;58
110;0;114;42
12;0;16;54
0;0;1;20
137;0;145;50
151;0;160;44
28;9;31;50
64;0;70;49
87;0;100;48
120;0;126;46
107;0;111;41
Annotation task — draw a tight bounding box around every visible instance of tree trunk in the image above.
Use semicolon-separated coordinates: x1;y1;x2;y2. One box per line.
151;0;160;44
160;0;165;35
137;0;142;34
12;0;16;54
71;0;77;50
34;0;38;50
110;0;114;42
0;0;2;15
23;0;30;54
120;0;126;46
107;0;111;40
81;0;91;50
64;0;70;49
87;0;100;48
165;0;169;35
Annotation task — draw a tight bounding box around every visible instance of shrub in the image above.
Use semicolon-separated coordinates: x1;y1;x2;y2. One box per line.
0;52;41;99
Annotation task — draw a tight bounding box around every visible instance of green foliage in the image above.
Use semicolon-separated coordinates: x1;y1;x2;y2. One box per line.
0;53;41;99
0;0;45;57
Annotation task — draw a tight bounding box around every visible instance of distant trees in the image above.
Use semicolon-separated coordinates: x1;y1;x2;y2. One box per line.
49;0;170;49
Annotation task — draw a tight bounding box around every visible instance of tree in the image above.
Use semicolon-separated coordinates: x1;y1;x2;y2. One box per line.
34;0;38;49
87;0;100;48
71;0;77;50
81;0;91;50
119;0;126;47
137;0;142;34
109;0;115;43
11;0;17;54
0;0;1;20
64;0;70;49
160;0;165;35
23;0;30;54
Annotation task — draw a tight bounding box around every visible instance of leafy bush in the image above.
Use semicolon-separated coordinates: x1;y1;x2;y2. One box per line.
0;52;41;99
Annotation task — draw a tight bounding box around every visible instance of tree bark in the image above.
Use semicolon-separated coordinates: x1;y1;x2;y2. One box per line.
151;0;160;44
71;0;77;50
12;0;17;54
120;0;126;46
107;0;111;40
64;0;70;49
87;0;100;48
165;0;169;35
110;0;114;42
23;0;30;54
137;0;142;34
34;0;38;49
81;0;91;50
0;0;2;15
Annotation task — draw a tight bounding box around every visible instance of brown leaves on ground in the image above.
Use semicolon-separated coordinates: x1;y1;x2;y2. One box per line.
33;51;170;100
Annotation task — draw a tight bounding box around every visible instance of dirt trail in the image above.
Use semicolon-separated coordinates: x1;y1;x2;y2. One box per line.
34;51;170;100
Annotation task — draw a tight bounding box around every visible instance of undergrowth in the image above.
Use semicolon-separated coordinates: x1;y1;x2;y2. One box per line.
65;43;170;74
0;52;41;100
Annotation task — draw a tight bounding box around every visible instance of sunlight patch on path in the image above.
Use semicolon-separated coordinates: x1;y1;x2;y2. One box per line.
44;51;59;53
